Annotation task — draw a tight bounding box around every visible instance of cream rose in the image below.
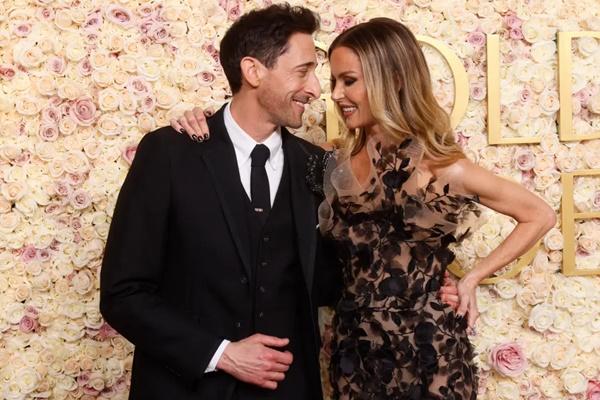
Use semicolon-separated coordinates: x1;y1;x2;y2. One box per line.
561;369;587;393
528;303;555;333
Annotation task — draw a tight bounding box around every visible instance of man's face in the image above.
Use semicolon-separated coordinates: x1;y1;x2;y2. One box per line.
257;33;321;129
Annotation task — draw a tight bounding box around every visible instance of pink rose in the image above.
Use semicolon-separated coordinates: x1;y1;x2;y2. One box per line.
509;28;523;40
139;95;156;113
335;16;355;33
122;143;137;165
21;245;38;263
39;124;60;142
198;71;216;86
46;57;67;75
70;189;91;210
593;190;600;210
137;3;158;19
0;64;16;80
228;4;242;21
588;380;600;400
37;7;55;21
25;306;39;318
520;88;532;103
126;77;152;98
78;58;93;77
38;248;51;262
470;83;486;101
467;31;486;49
149;23;169;44
514;149;536;171
41;106;61;124
69;97;97;126
105;5;134;27
489;342;527;377
97;322;119;341
19;315;39;333
14;23;32;37
84;12;103;31
504;12;523;29
54;181;72;197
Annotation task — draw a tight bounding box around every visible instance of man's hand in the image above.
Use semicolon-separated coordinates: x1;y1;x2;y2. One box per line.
216;333;293;390
439;271;459;310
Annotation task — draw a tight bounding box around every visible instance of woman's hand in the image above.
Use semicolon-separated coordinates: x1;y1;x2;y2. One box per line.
170;107;212;142
456;273;479;332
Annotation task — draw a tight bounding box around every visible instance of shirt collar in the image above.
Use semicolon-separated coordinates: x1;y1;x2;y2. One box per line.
223;102;283;171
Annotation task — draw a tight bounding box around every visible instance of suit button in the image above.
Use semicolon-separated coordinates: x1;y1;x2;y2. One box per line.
258;312;264;318
260;261;268;267
263;236;270;242
259;286;266;293
240;277;247;284
235;321;241;328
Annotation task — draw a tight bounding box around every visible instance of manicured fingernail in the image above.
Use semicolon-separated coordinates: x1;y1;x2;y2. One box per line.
180;128;187;134
203;134;209;140
191;134;198;141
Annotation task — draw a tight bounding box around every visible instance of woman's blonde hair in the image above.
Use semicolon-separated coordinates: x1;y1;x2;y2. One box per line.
328;18;464;164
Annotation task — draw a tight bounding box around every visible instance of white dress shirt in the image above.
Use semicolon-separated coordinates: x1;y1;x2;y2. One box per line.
204;102;285;373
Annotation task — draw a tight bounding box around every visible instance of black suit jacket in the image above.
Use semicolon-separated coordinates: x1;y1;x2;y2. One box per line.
100;106;341;399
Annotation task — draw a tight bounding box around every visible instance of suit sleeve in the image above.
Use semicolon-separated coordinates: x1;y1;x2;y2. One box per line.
314;234;343;307
100;130;222;386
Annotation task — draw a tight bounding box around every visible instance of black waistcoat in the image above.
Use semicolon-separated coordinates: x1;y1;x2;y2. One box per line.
234;157;311;400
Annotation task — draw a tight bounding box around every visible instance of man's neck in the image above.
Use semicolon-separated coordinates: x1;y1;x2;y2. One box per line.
230;94;278;143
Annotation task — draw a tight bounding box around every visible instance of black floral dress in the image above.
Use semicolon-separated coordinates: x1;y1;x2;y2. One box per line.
317;134;480;400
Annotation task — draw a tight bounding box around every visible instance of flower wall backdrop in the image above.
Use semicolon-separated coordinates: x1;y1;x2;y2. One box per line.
0;0;599;399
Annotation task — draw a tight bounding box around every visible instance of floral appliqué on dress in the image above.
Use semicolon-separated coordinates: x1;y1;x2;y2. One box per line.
318;134;480;400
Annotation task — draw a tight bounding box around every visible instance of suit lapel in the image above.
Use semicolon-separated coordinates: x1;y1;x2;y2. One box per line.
199;107;252;278
282;130;317;294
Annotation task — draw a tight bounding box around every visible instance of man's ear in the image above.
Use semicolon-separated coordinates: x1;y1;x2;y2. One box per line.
240;57;266;89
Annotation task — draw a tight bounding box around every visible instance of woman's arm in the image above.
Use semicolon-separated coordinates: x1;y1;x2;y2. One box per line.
451;158;557;328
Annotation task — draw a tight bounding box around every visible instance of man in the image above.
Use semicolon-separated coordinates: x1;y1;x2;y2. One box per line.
100;4;336;400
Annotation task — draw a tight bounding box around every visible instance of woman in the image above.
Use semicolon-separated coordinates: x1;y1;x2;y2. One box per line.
171;18;555;400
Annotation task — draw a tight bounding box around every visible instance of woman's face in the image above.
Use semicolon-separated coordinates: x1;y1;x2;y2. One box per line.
329;46;377;133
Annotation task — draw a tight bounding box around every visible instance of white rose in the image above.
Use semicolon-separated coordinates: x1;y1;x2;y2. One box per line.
531;343;551;367
495;380;520;400
137;113;156;133
539;91;560;115
530;40;556;63
36;76;56;96
550;342;576;369
528;303;555;332
550;309;572;333
543;228;563;251
58;116;77;136
98;88;120;111
137;57;161;81
15;96;41;115
578;36;598;57
13;41;44;68
13;367;40;394
156;86;180;109
493;280;518;299
4;302;25;324
561;369;587;393
588;93;600;114
97;114;122;136
57;81;83;100
91;69;114;87
64;41;86;62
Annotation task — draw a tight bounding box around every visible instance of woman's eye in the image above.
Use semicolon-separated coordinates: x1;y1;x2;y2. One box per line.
344;79;355;86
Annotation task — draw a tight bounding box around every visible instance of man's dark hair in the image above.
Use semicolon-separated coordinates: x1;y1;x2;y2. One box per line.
219;3;319;94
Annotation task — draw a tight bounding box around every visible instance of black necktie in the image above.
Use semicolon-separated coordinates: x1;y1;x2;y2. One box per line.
250;144;270;223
